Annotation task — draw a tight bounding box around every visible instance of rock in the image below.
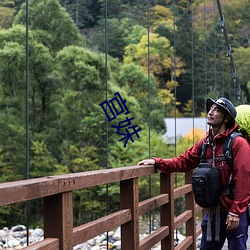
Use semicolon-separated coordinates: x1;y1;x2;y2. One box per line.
95;234;106;243
113;240;121;249
107;231;114;237
0;230;8;238
30;228;43;238
91;245;101;250
113;227;120;240
108;236;116;243
7;239;20;247
11;226;26;232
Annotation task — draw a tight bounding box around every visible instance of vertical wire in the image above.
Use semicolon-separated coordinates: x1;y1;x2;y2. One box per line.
228;64;231;100
203;0;207;98
173;0;177;158
25;0;30;245
213;0;217;95
220;37;225;96
191;0;195;145
147;0;152;234
173;0;177;197
104;0;109;247
215;0;241;103
172;0;179;244
76;0;79;27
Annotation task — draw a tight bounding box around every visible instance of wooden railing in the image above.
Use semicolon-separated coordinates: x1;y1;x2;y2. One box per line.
0;165;203;250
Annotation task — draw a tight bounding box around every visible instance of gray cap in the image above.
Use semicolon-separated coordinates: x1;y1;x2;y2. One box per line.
206;97;237;119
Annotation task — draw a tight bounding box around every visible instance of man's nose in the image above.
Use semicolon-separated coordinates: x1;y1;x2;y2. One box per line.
208;108;215;114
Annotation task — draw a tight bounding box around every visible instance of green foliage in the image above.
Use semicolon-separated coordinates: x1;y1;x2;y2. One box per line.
86;17;138;60
234;46;250;101
14;0;85;52
0;7;15;29
0;0;249;229
61;0;101;29
30;141;56;177
0;112;26;181
115;63;166;132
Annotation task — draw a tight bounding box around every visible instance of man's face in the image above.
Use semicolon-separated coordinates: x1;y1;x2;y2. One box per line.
207;104;226;127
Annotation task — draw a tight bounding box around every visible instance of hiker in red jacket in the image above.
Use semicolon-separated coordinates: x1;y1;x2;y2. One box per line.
138;97;250;250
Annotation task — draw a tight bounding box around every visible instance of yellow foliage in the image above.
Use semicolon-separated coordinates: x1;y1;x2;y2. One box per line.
149;5;174;31
158;88;175;105
184;128;205;142
166;80;180;91
0;7;14;29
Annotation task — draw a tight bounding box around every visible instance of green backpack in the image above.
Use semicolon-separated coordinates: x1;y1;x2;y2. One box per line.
235;105;250;142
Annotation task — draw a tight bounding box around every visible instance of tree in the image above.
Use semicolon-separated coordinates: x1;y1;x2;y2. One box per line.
86;17;139;60
124;32;185;88
116;62;166;132
61;0;101;29
148;5;174;33
234;46;250;102
14;0;84;52
0;6;15;29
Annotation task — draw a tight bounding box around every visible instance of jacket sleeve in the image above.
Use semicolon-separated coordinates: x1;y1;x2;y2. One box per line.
229;136;250;215
153;140;203;174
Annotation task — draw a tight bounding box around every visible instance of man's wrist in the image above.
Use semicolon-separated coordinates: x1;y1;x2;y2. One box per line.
228;212;239;217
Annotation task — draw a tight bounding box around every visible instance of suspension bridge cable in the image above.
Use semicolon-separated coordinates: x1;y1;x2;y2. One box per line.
173;0;177;158
218;33;225;96
203;0;207;97
172;0;179;245
147;0;152;234
191;0;195;144
213;0;217;94
216;0;242;103
25;0;30;245
104;0;109;248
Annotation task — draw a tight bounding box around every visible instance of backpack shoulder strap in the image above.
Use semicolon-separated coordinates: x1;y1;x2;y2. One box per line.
200;141;208;162
223;132;242;169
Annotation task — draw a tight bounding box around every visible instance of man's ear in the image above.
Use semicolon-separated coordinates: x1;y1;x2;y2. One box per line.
224;114;232;123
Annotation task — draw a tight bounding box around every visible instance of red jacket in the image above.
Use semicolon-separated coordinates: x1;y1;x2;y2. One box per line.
154;124;250;216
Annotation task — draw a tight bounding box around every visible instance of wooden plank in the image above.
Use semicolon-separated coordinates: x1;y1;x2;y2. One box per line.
22;238;59;250
174;210;192;229
73;209;131;245
174;184;192;199
161;173;174;250
175;236;193;250
140;226;169;250
120;178;140;250
44;192;73;250
196;226;202;237
58;165;156;192
0;177;59;206
139;194;169;215
0;165;156;206
195;204;203;213
185;171;196;250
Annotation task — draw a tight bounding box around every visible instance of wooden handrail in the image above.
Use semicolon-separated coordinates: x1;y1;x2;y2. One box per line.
0;165;203;250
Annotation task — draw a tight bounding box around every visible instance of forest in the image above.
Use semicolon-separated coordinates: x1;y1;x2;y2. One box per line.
0;0;249;228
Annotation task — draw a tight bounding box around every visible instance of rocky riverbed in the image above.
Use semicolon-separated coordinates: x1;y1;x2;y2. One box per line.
0;225;187;249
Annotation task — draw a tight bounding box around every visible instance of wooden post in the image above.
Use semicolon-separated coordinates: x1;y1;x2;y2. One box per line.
120;178;139;250
161;173;174;250
44;192;73;250
185;171;196;250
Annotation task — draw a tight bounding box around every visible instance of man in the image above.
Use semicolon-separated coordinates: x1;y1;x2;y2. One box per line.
138;97;250;250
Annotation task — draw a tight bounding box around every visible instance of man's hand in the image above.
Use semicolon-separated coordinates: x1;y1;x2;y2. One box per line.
226;213;240;230
137;159;155;166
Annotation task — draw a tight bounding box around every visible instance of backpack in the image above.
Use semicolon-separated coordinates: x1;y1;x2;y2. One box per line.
235;105;250;142
192;131;241;208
